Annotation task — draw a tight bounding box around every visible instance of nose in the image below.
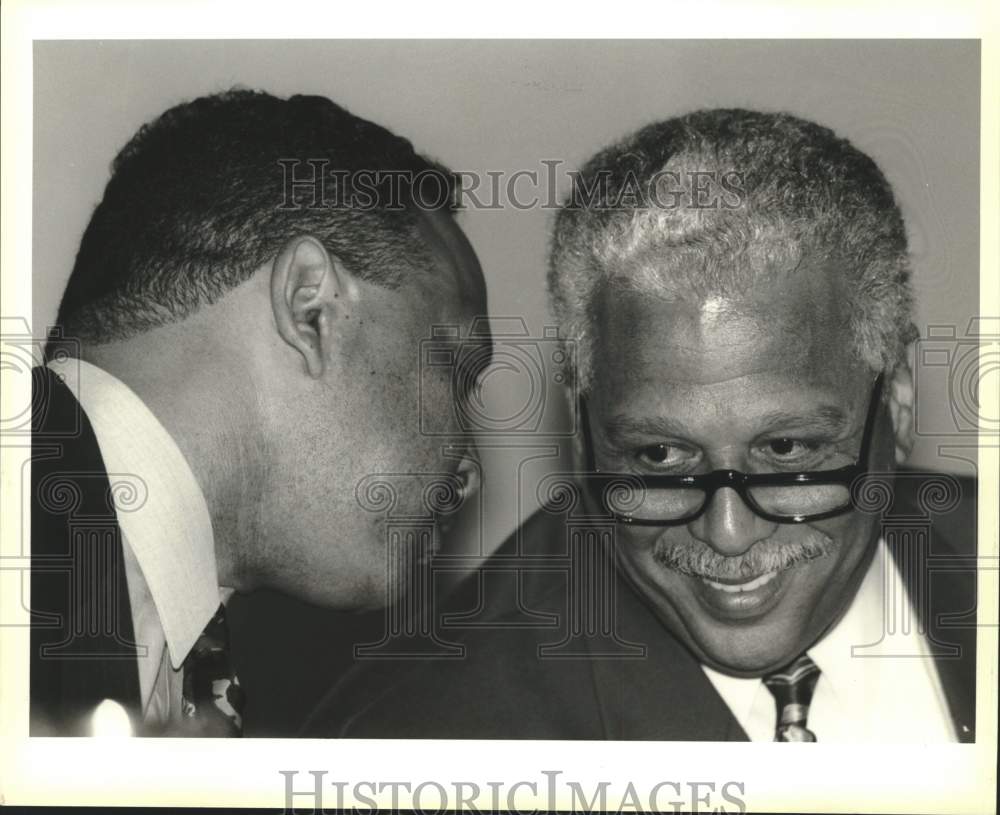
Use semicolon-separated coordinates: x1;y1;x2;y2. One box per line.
686;486;777;557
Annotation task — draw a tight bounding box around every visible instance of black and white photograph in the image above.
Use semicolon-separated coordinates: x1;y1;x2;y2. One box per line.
1;5;997;813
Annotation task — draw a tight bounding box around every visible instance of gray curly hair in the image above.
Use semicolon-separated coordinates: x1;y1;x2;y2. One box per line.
548;108;918;393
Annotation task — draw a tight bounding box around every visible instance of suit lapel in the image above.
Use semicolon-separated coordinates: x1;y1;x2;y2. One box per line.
31;366;142;735
922;533;977;743
885;470;978;743
930;607;976;743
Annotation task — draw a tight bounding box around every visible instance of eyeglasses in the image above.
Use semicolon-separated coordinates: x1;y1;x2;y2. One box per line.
583;373;885;526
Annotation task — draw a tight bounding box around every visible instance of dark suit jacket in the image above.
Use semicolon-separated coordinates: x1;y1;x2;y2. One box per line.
30;366;143;735
302;469;977;741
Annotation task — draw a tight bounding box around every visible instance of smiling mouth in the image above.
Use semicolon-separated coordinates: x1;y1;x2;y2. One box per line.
700;570;778;593
690;565;793;620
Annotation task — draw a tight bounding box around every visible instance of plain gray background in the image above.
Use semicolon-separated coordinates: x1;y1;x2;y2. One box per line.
32;40;981;551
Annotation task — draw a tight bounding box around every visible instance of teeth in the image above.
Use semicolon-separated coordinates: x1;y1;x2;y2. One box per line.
702;571;778;593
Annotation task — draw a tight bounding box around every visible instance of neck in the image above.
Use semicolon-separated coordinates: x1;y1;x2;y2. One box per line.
81;324;265;591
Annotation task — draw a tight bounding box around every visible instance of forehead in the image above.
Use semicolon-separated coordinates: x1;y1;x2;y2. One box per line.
591;262;864;403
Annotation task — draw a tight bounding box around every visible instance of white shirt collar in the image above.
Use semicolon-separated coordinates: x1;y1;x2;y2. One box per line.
807;538;887;689
48;357;222;669
703;537;957;742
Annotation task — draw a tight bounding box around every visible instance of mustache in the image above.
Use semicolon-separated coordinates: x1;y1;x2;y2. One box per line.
652;532;834;581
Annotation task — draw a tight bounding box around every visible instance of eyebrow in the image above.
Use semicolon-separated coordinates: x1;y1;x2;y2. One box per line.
602;404;852;444
755;405;852;435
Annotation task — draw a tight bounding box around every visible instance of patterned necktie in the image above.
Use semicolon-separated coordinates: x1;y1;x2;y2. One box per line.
763;654;821;742
180;603;245;737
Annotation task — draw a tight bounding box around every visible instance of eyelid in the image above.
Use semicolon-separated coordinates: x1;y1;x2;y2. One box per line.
757;437;820;450
636;440;698;454
761;436;822;446
752;438;835;465
634;441;701;467
755;432;836;447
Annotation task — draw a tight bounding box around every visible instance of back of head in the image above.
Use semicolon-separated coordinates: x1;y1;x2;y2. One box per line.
549;108;917;391
54;88;456;347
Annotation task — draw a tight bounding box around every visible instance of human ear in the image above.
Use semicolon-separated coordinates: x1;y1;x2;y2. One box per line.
887;347;916;465
270;234;347;379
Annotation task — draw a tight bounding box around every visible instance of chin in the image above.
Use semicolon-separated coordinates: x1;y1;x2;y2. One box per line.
676;593;821;676
274;569;385;611
695;632;806;677
352;583;392;612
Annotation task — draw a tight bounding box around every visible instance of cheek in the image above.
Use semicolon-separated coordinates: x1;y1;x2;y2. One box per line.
369;368;465;457
807;510;879;569
616;526;663;559
613;527;682;600
802;511;880;591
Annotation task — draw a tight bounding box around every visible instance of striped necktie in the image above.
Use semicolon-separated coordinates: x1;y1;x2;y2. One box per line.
763;654;821;742
180;603;245;737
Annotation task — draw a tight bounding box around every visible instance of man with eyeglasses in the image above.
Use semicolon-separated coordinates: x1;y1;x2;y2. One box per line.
304;109;977;743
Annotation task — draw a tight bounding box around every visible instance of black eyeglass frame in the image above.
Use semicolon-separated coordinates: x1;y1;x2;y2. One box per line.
582;372;886;526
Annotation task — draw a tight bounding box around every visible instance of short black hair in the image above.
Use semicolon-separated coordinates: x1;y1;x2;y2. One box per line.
55;88;457;343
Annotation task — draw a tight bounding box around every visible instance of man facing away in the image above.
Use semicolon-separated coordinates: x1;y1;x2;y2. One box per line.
30;89;487;736
304;108;977;743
